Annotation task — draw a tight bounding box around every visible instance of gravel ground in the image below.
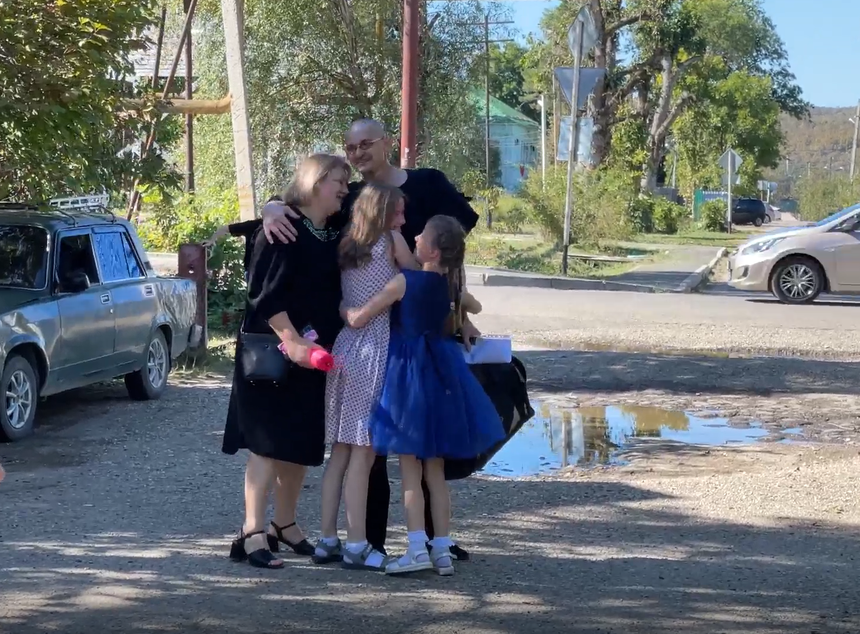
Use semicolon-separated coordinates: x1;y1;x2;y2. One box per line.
2;335;860;633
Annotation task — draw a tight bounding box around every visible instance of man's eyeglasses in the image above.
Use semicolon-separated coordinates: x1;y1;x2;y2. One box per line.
345;138;382;155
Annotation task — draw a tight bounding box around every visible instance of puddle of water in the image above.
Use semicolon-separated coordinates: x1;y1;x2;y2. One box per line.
482;404;801;477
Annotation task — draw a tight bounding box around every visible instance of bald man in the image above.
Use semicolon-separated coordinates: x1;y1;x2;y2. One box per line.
261;119;479;561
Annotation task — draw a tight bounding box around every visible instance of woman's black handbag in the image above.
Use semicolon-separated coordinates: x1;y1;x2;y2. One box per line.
444;354;535;480
238;332;292;383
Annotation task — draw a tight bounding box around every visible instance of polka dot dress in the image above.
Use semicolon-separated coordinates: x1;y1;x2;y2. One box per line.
325;236;399;446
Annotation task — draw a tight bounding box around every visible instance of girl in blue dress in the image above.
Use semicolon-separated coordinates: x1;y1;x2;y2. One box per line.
341;215;505;576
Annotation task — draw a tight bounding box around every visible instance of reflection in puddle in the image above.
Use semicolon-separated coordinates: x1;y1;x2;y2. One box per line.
483;404;803;477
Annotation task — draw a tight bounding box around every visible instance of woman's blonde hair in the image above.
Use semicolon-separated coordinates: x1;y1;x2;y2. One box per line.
338;183;404;270
280;153;351;207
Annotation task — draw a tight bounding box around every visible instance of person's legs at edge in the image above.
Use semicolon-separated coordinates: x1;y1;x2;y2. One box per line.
343;445;387;568
386;455;432;574
270;460;310;546
424;458;454;575
423;461;469;561
242;453;283;564
423;473;435;540
315;443;350;561
366;454;391;552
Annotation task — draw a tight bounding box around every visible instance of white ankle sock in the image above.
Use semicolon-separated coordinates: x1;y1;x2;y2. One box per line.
429;536;454;549
407;530;429;550
345;540;385;567
314;535;339;557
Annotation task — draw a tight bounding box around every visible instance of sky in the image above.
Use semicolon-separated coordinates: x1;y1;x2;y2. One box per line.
501;0;859;108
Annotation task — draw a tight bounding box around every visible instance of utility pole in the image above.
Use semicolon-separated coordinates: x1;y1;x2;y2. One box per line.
183;0;195;193
851;99;860;182
552;74;560;166
561;19;583;275
539;94;547;185
221;0;256;220
400;0;419;168
458;14;513;228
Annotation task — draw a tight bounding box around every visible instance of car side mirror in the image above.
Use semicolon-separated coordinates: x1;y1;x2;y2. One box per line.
58;269;90;293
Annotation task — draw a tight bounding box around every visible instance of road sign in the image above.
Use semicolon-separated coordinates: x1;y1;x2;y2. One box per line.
719;149;742;173
567;6;599;57
556;116;594;165
553;67;606;111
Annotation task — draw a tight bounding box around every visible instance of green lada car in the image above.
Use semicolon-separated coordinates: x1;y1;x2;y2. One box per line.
0;197;198;442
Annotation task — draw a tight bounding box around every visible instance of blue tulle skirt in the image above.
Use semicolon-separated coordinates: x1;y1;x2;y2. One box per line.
369;330;506;460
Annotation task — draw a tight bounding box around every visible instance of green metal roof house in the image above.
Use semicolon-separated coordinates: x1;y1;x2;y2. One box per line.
469;88;540;192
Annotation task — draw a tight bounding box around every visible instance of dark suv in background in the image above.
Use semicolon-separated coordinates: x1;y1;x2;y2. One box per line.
731;198;768;227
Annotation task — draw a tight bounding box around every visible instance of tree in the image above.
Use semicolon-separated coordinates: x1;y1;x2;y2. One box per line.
673;68;782;198
488;42;537;120
191;0;505;199
0;0;179;202
634;0;808;191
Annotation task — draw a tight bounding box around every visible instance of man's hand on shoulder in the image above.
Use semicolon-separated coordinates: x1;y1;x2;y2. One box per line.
262;200;301;244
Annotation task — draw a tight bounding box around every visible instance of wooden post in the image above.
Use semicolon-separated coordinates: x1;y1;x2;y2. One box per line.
183;0;195;193
221;0;256;221
400;0;419;168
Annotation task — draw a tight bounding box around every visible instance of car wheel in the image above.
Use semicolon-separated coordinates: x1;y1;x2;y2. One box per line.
0;355;38;442
125;329;170;401
753;216;764;227
764;214;772;224
771;256;823;304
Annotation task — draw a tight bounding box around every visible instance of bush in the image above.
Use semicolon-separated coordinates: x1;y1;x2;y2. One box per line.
796;175;860;222
700;199;727;232
651;197;689;234
518;166;638;247
137;188;247;327
495;198;528;234
626;197;654;234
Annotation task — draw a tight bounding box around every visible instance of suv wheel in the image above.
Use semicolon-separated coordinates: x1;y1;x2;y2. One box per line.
753;216;764;227
125;329;170;401
1;355;38;441
771;256;823;304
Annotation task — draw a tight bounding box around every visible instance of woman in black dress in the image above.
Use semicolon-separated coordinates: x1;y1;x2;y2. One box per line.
223;153;350;569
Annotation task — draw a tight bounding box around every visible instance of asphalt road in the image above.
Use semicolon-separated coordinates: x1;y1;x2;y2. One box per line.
469;284;860;359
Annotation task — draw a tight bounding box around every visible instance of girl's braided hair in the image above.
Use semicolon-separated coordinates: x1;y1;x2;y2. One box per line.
424;215;466;332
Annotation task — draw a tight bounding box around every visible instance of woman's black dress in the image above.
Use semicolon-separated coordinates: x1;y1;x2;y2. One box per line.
222;218;342;466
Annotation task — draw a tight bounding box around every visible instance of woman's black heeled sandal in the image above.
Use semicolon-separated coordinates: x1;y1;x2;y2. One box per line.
267;521;315;556
229;530;285;569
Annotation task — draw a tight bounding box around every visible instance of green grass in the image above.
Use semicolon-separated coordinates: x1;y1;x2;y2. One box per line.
466;230;645;279
632;229;750;247
173;330;236;377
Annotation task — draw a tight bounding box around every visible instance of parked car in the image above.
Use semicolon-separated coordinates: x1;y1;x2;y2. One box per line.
728;202;860;304
731;198;768;227
0;196;199;441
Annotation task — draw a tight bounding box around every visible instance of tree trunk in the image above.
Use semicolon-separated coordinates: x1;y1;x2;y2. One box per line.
640;54;696;192
585;0;617;167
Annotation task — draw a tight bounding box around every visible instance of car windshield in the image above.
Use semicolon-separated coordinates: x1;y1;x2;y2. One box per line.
0;225;49;289
815;203;860;227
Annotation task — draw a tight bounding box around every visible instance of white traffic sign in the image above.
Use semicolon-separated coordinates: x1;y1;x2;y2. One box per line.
567;6;599;57
719;149;742;173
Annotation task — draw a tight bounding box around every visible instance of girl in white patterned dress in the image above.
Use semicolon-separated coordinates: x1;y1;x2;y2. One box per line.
315;183;417;570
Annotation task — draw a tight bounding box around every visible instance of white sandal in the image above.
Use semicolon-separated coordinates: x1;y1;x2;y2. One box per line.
385;549;433;575
430;545;455;576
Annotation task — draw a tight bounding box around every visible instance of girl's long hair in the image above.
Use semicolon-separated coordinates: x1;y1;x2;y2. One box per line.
339;183;404;270
280;153;351;208
424;215;467;334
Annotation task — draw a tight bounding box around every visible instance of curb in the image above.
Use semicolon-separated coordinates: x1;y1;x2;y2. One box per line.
673;247;727;293
465;267;660;294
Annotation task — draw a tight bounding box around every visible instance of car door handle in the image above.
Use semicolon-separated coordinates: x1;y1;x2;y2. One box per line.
100;293;111;304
